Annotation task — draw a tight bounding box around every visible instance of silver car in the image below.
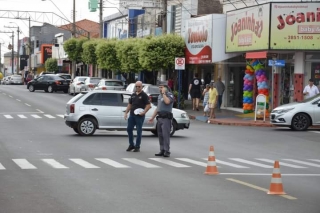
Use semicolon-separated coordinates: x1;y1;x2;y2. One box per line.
8;75;23;85
69;76;88;95
270;94;320;130
64;90;190;136
84;77;102;91
95;79;125;91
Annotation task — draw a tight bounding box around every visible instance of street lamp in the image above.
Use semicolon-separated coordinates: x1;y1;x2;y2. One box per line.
7;22;21;74
0;38;4;73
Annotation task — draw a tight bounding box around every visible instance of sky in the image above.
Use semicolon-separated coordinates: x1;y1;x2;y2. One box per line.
0;0;120;62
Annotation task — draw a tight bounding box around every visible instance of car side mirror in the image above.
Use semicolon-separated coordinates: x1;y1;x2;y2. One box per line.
318;103;320;107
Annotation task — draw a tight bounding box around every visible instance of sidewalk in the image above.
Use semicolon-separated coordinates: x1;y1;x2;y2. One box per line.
183;100;274;127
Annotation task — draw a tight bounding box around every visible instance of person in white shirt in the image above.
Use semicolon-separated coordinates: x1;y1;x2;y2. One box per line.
303;79;319;99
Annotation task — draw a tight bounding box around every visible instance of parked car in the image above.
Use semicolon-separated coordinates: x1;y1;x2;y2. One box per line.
64;90;190;136
142;84;173;106
8;75;23;85
56;73;72;80
126;83;151;93
270;94;320;130
27;74;70;93
3;76;11;85
84;77;102;91
95;79;125;91
69;76;88;95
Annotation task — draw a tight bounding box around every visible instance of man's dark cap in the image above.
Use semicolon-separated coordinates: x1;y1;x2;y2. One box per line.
309;79;314;82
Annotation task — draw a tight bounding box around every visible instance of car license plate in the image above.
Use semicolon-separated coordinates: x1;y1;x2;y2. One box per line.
63;82;68;85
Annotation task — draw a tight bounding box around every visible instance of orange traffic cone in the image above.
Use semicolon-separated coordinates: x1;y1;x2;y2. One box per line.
267;161;286;195
204;146;219;175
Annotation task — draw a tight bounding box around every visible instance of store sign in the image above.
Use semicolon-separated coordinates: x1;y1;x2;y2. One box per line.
41;45;52;64
270;3;320;50
268;59;285;67
225;4;270;52
185;15;212;64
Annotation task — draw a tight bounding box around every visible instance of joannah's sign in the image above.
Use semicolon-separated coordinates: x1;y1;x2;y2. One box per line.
225;4;270;53
270;2;320;50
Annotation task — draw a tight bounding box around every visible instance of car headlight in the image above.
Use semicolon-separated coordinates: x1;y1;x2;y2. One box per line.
272;108;294;114
181;113;188;118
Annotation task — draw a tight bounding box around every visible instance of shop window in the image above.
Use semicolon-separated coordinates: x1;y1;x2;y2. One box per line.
305;53;320;60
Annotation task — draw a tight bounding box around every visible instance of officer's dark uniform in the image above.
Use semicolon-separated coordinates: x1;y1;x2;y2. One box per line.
155;91;174;157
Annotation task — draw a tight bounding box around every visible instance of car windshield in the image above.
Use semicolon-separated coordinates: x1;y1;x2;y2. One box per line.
90;78;101;83
60;75;71;79
52;76;65;80
104;81;123;86
146;86;160;94
299;94;320;103
78;77;87;82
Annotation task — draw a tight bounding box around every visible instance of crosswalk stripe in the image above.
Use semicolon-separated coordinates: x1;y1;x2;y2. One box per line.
0;163;6;170
56;115;64;118
44;114;55;119
95;158;130;168
176;158;208;167
149;158;190;167
42;159;69;169
31;114;42;119
69;159;100;168
309;159;320;163
17;115;27;119
282;159;320;168
256;158;307;168
215;159;249;168
12;159;37;169
229;158;273;168
4;115;13;119
122;158;160;168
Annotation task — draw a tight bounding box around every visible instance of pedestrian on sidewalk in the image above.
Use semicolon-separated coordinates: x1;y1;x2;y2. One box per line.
216;76;225;111
208;82;218;120
188;73;201;111
124;81;151;152
202;84;210;117
303;79;319;99
148;84;174;157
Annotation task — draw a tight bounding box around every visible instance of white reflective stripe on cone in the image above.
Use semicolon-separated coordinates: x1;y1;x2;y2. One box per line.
207;161;217;166
272;168;281;174
209;151;215;156
270;178;283;183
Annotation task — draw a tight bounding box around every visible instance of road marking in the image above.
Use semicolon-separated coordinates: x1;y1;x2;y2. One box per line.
31;114;42;119
122;158;161;168
95;158;130;168
42;159;69;169
44;114;55;119
216;159;249;168
4;115;13;119
309;131;320;134
36;109;44;113
2;93;6;95
282;159;320;168
17;115;27;119
16;99;21;102
25;103;31;107
176;158;208;167
226;178;297;200
256;158;307;168
0;163;6;170
56;114;64;118
8;95;13;98
149;158;190;168
229;158;273;168
309;159;320;163
12;159;37;169
69;159;100;168
220;173;320;176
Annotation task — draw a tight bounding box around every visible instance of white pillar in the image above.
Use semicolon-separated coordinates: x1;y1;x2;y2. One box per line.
294;52;304;74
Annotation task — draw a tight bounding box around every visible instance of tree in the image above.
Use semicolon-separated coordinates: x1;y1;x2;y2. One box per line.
116;38;142;73
139;34;185;71
96;39;120;71
63;38;87;62
82;39;99;65
45;58;58;72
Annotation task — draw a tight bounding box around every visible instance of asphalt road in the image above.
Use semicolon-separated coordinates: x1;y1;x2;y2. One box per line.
0;85;320;213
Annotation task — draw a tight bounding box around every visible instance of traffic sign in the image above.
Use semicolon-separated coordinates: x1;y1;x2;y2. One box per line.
268;59;285;67
175;57;185;70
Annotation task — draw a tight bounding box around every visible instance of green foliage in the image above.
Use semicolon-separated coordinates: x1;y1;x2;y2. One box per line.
63;38;87;62
96;39;120;71
116;38;142;73
82;39;99;65
173;90;185;109
45;58;58;72
139;34;185;71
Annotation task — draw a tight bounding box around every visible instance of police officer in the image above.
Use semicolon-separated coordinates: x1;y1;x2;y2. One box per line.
148;84;174;157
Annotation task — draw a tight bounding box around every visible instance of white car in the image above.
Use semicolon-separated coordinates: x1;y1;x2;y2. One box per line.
84;77;102;91
64;90;190;136
270;94;320;130
95;79;125;91
69;76;88;95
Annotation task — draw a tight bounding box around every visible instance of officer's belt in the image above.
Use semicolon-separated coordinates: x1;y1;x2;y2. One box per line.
157;111;173;119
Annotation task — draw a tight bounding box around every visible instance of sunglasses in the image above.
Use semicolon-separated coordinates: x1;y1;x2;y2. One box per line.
135;86;141;88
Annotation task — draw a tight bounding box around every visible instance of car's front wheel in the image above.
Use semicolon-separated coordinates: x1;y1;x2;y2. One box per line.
77;117;96;136
28;85;35;92
47;85;54;93
291;113;310;131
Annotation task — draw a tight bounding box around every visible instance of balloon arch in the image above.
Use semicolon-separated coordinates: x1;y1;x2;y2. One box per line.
242;59;270;115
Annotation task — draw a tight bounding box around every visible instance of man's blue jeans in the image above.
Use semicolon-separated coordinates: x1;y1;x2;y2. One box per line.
218;95;223;109
127;114;145;148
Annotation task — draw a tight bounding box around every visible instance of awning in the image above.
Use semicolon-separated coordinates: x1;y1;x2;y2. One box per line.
245;51;267;59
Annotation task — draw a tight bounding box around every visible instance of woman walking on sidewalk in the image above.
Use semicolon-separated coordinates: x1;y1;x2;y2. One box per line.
202;84;210;117
208;82;218;119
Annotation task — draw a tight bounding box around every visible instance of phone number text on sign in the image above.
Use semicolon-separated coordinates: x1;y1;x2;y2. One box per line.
287;35;314;40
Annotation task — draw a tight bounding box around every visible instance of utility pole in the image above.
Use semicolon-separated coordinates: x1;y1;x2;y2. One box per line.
99;0;103;78
162;0;167;34
72;0;76;79
29;17;32;76
5;25;20;74
0;31;14;75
